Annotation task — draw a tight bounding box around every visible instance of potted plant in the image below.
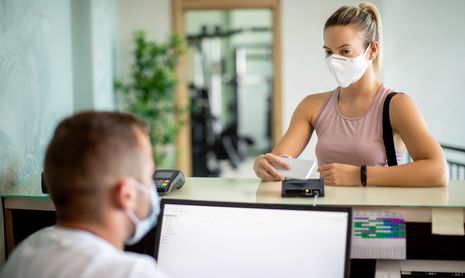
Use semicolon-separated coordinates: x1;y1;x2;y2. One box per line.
115;31;186;168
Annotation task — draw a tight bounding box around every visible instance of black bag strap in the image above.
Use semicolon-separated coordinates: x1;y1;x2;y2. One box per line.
383;92;401;166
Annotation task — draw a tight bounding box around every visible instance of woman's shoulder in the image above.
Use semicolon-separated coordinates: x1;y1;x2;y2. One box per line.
389;91;413;107
293;91;334;124
389;92;415;116
301;91;333;106
296;91;333;115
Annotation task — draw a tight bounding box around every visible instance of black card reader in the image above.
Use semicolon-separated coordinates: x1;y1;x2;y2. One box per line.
281;178;325;198
153;170;185;195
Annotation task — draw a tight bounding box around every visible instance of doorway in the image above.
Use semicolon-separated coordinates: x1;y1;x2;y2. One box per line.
172;0;282;177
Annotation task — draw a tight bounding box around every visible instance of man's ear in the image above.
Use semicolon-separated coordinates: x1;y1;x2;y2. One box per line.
113;179;135;210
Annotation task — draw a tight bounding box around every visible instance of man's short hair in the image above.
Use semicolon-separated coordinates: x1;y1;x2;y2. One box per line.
44;111;149;221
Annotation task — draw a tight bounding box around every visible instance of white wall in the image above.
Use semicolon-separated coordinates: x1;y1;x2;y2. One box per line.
72;0;117;111
91;0;117;110
383;0;465;146
116;0;171;90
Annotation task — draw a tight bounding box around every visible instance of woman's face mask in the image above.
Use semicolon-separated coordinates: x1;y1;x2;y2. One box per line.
326;44;371;88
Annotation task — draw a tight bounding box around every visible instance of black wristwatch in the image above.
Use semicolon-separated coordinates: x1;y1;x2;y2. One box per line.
360;165;367;187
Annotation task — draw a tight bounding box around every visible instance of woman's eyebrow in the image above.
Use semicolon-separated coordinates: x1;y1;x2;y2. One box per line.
323;44;353;50
337;44;352;49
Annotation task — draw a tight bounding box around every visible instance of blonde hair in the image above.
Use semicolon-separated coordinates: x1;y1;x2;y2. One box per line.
324;2;383;76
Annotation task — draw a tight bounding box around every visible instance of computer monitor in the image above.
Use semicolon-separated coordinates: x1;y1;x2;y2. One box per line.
154;199;352;278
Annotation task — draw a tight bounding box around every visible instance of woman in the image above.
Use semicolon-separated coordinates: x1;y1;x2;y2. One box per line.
254;2;447;187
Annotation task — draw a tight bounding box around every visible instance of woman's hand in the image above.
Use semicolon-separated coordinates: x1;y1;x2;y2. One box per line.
253;153;290;181
318;163;360;186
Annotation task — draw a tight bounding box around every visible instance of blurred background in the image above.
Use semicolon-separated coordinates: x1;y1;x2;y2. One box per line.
1;0;464;187
185;9;274;177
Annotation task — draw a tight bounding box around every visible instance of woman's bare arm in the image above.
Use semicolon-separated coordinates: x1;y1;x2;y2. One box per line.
253;93;330;181
368;94;448;187
272;93;330;157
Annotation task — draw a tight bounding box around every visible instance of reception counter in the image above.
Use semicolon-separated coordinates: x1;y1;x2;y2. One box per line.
2;177;465;263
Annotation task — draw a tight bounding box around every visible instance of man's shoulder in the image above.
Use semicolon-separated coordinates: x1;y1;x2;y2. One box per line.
90;251;165;278
1;226;166;278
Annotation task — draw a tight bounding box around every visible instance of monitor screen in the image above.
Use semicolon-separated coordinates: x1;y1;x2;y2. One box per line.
154;200;351;278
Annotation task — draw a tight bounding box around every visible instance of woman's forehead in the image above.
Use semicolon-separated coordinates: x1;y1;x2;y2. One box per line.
323;25;365;49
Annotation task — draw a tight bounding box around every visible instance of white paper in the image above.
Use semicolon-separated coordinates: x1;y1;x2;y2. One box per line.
274;157;317;180
351;211;406;260
432;208;465;235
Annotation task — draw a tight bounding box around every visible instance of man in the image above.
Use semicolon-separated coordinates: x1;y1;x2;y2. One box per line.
1;111;168;277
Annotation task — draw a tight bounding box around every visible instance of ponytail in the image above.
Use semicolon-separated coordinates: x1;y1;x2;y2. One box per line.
359;2;383;76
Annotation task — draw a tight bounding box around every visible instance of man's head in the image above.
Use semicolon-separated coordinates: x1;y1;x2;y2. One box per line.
44;111;155;234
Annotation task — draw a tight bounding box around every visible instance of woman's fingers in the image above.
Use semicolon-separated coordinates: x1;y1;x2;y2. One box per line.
318;164;333;177
261;160;285;181
317;164;331;173
255;153;297;181
323;176;334;185
264;153;290;170
319;164;334;185
258;169;278;181
254;154;284;181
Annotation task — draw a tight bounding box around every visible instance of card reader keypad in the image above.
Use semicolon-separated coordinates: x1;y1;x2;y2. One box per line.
155;179;170;190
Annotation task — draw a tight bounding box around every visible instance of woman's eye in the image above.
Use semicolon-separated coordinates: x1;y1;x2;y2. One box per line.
325;51;332;57
342;49;351;55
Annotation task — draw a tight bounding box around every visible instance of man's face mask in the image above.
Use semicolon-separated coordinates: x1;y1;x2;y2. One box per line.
125;179;160;245
326;44;371;88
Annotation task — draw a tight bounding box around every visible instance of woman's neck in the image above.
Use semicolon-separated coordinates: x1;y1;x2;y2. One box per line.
339;67;381;102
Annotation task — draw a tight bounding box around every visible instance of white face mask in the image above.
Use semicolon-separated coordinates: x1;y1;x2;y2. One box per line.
125;179;160;245
326;44;371;88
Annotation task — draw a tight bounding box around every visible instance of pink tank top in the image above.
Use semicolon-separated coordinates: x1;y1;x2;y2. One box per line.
314;84;402;166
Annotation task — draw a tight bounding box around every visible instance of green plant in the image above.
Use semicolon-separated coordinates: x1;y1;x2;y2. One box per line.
115;31;186;168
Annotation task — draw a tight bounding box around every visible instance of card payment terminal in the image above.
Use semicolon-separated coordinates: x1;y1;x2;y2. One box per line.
153;170;185;195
